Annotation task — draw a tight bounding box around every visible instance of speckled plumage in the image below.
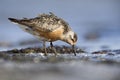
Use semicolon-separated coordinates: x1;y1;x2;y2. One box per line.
8;12;77;56
9;12;70;33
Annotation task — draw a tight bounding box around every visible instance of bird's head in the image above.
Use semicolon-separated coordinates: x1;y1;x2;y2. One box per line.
62;30;77;46
62;30;77;55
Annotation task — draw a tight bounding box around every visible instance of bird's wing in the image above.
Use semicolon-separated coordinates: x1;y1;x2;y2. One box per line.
8;12;70;33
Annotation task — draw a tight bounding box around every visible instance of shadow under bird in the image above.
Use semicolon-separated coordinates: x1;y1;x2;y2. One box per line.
8;12;77;56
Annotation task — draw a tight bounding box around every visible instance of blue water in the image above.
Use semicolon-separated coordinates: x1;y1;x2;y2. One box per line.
0;0;120;80
0;0;120;50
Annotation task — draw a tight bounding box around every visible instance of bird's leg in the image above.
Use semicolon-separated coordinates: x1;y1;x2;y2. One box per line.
50;42;57;56
72;45;76;56
43;41;47;56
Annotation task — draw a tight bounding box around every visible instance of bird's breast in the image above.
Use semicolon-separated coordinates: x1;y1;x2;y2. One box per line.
17;23;64;42
38;27;64;41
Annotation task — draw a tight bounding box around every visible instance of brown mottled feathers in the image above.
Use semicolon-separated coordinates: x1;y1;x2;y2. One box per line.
8;12;71;33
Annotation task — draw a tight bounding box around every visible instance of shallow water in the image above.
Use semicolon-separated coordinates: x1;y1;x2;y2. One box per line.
0;60;120;80
0;0;120;80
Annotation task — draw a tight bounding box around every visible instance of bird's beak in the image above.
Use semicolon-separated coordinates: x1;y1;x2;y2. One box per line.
72;45;76;56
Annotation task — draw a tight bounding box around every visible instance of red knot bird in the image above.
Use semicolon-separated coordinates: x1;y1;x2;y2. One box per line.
8;12;77;56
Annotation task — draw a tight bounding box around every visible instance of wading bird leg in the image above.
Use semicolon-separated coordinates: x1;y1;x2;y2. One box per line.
50;42;57;56
43;41;47;56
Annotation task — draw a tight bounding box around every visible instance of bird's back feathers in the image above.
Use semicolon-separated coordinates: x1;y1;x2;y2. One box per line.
8;12;71;33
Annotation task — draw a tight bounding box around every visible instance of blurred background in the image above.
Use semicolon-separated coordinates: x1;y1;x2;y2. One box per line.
0;0;120;51
0;0;120;80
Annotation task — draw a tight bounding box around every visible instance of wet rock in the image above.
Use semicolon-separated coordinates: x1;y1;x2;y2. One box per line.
92;50;109;54
92;49;120;55
0;46;85;62
0;46;85;54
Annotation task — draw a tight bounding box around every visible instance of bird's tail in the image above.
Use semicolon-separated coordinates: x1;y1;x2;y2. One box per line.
8;18;20;23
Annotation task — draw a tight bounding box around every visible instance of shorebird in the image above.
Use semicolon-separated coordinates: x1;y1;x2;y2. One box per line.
8;12;77;56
